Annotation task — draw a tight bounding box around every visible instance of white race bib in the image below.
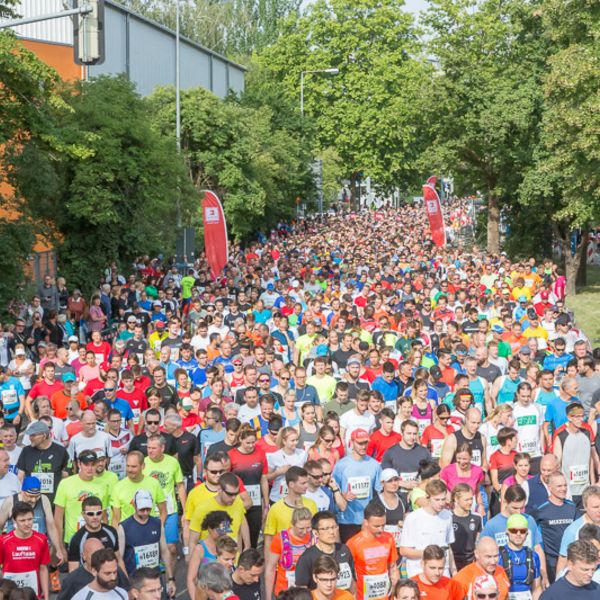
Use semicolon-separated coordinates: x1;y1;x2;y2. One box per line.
108;460;125;479
134;542;160;568
509;592;533;600
384;524;402;547
337;562;353;590
94;353;104;365
285;570;296;587
246;484;261;507
347;476;370;500
471;449;482;466
400;472;418;483
1;389;17;405
519;438;540;456
132;408;141;424
417;419;428;436
363;573;389;600
430;438;444;458
569;464;589;486
4;571;37;591
35;472;54;493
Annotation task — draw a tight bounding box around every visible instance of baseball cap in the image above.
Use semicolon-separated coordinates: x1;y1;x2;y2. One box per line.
127;316;137;323
381;468;400;482
232;355;243;365
350;429;369;443
267;283;275;291
15;347;26;356
78;450;99;464
429;365;442;379
556;314;571;326
22;476;42;494
347;357;362;367
540;290;550;300
25;421;50;436
153;300;162;307
62;372;76;383
519;346;532;355
473;574;498;592
155;321;166;330
527;308;538;320
68;335;79;342
492;324;505;333
506;513;529;530
134;490;154;510
518;295;527;303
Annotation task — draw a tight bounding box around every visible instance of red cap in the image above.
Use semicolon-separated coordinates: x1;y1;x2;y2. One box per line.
351;429;369;442
540;290;549;300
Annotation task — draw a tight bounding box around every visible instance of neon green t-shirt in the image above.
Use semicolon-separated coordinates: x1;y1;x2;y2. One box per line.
143;454;184;515
181;276;195;300
54;474;110;543
110;475;165;522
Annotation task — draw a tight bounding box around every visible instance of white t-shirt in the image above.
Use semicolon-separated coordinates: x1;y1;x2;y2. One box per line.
339;410;376;447
22;417;68;446
267;448;307;502
237;403;261;424
512;402;544;457
6;446;22;474
0;472;21;504
68;430;111;461
71;585;128;600
305;486;331;512
190;334;210;352
399;508;455;577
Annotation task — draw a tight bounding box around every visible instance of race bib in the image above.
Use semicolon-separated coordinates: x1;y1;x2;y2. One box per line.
363;573;389;600
285;571;296;587
400;472;418;483
108;460;125;479
136;353;145;365
35;472;54;494
519;438;540;457
135;542;160;568
246;484;262;507
1;389;17;405
132;408;141;424
569;465;589;486
384;524;402;547
337;562;353;590
94;353;105;365
77;515;86;531
509;592;533;600
4;571;37;591
347;476;371;500
417;419;428;436
471;449;482;466
279;481;288;498
430;438;444;458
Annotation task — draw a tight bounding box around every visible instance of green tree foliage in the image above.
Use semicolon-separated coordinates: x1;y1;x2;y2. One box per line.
422;0;548;253
252;0;429;192
121;0;301;57
147;84;311;241
519;0;600;294
8;76;195;293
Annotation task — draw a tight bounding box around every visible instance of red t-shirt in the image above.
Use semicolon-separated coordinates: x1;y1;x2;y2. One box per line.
86;341;111;363
0;531;50;595
489;449;517;484
256;437;280;455
28;379;63;401
83;378;104;399
421;424;454;459
116;388;148;427
366;430;402;462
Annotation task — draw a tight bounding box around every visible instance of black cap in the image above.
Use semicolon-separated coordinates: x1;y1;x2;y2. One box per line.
78;450;99;464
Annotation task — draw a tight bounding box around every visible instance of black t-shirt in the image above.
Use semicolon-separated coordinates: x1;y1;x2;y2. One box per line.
451;512;482;569
295;543;355;590
125;338;149;357
172;431;200;477
206;440;235;459
16;442;69;501
129;432;176;456
152;383;178;409
231;581;260;600
67;525;119;565
331;348;354;370
476;363;502;384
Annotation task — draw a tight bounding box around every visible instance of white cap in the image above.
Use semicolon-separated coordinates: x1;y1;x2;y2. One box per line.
381;468;400;482
134;489;153;510
68;335;78;342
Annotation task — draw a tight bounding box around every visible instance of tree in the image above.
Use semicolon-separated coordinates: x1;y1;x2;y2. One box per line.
8;75;195;293
252;0;430;192
422;0;548;253
147;85;312;241
519;0;600;295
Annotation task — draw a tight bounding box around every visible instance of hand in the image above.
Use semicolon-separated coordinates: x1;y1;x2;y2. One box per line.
13;414;21;424
279;464;291;476
345;490;357;501
167;580;176;598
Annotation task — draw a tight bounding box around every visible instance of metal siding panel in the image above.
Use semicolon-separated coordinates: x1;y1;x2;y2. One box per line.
229;67;245;94
212;57;228;98
128;16;175;96
179;41;211;91
13;0;73;44
87;5;127;77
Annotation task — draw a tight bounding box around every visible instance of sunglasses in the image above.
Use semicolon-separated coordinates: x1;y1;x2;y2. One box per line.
222;489;239;497
507;528;528;535
475;594;498;599
84;510;103;517
322;438;335;443
439;416;450;420
146;421;160;425
207;469;224;475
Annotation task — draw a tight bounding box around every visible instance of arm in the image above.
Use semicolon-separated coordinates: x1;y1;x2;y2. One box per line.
330;484;348;512
532;576;542;600
54;505;65;546
186;543;205;600
176;482;187;512
439;435;456;468
553;435;563;463
484;382;494;416
42;497;67;565
389;563;400;587
260;474;269;518
111;506;121;529
264;546;279;600
158;500;167;525
160;525;176;597
448;545;457;576
39;564;49;600
239;490;253;510
240;516;251;550
399;546;423;560
535;543;548;589
490;468;501;493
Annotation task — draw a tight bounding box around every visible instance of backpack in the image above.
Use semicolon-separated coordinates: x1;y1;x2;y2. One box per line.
499;546;535;587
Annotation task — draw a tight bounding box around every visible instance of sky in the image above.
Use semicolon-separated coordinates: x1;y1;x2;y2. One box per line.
301;1;430;16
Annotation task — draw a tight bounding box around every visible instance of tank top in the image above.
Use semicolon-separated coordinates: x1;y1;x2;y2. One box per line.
5;494;46;535
411;403;433;436
452;429;484;467
199;539;217;564
297;422;320;453
497;376;520;405
121;515;162;575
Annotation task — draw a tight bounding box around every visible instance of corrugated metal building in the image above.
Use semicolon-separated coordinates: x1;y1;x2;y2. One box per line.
11;0;246;97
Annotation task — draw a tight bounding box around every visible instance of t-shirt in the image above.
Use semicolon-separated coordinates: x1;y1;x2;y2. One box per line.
498;546;541;592
68;430;111;461
231;580;260;600
544;395;571;431
16;442;69;501
347;530;398;600
453;562;511;600
71;585;129;600
110;475;165;523
67;524;119;565
452;512;482;569
481;513;542;549
440;463;484;493
263;497;318;537
539;576;599;600
54;475;111;543
411;575;464;600
143;454;184;515
558;516;586;557
381;444;431;485
531;499;579;558
269;530;313;594
189;495;246;541
0;530;50;595
295;543;355;591
0;473;21;505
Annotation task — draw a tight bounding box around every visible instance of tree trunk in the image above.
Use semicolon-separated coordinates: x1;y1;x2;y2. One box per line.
576;230;588;286
562;230;587;297
487;191;500;254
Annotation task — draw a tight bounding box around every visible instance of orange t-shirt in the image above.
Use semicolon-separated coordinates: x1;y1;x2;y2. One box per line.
269;530;313;596
51;389;87;420
412;575;464;600
452;562;510;600
347;530;398;600
312;591;354;600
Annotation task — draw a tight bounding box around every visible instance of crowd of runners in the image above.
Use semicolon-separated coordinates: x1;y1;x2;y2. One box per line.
0;203;599;600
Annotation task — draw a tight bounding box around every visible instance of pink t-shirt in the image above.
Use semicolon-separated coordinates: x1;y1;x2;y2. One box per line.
440;462;484;493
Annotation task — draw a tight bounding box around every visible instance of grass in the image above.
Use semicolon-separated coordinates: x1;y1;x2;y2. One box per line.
567;265;600;347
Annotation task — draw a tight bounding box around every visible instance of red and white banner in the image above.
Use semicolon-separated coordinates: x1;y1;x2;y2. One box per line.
422;177;446;247
202;190;229;279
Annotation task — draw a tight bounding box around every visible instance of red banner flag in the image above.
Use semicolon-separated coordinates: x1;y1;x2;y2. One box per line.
422;178;446;247
202;190;229;279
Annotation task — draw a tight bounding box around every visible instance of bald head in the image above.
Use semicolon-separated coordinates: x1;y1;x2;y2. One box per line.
475;537;500;573
83;537;104;566
540;453;559;483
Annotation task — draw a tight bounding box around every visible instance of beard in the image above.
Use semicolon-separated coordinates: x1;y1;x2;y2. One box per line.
97;575;118;590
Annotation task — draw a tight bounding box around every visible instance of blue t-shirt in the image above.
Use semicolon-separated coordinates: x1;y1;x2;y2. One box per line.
559;516;586;556
540;576;599;600
481;513;542;549
499;546;541;592
371;377;400;404
0;377;25;420
332;455;381;525
532;499;579;558
111;398;135;422
544;395;574;431
191;366;207;387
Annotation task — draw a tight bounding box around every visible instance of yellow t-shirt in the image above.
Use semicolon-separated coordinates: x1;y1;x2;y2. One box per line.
263;497;317;537
189;495;246;541
184;483;218;521
522;325;548;340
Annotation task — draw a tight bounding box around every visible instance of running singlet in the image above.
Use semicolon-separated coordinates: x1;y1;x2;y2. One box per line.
121;514;162;575
452;430;484;467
